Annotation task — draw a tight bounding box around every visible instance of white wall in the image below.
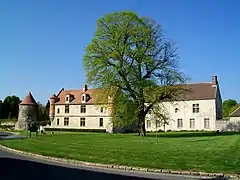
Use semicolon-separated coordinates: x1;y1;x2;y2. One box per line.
216;117;240;131
49;104;113;133
145;99;217;131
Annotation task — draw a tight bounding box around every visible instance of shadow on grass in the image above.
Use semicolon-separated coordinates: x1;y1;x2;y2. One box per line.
146;131;240;138
0;157;229;180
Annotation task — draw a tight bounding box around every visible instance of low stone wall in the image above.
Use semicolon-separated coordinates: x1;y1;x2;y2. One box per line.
216;119;240;132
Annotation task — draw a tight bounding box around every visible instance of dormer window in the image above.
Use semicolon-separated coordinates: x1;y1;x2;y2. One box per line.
65;94;71;103
82;93;87;103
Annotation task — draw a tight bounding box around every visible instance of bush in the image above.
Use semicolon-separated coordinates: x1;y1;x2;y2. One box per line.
44;128;106;133
0;125;14;130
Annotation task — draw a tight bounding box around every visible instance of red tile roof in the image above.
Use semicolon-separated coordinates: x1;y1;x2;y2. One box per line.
52;82;218;105
53;88;108;105
20;92;37;105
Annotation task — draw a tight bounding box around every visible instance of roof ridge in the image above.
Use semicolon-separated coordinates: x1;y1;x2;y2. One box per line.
185;82;212;85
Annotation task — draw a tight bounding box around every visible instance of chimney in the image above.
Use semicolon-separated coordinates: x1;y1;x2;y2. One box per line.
82;84;88;93
212;75;217;87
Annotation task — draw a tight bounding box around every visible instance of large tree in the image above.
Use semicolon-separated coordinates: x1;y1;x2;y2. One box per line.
222;99;238;117
84;11;187;136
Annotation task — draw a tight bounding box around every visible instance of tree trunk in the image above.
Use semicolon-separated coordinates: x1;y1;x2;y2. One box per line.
138;111;146;136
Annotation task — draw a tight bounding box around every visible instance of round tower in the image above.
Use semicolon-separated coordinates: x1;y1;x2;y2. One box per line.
15;92;38;130
49;94;56;122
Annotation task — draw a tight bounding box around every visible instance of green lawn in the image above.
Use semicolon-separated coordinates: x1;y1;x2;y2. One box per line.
1;131;240;174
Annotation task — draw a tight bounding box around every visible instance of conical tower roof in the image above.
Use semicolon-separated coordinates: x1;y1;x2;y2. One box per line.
20;92;37;105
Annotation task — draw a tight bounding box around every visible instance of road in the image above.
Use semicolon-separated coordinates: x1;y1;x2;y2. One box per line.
0;132;226;180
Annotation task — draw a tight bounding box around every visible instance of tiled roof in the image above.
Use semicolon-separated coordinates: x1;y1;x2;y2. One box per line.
53;88;111;105
20;92;37;105
181;83;217;101
52;82;218;105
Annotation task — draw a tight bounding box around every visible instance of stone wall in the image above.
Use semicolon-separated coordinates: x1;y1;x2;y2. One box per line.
15;105;37;130
216;118;240;132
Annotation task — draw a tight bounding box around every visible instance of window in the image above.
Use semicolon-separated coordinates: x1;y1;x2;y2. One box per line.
99;118;103;127
66;96;69;101
149;110;152;114
100;107;104;113
193;104;199;113
82;95;85;101
65;105;69;113
80;118;85;127
57;108;60;114
57;118;59;125
147;120;151;128
177;119;183;128
190;118;195;129
204;118;210;129
175;108;178;113
64;117;69;126
81;105;86;113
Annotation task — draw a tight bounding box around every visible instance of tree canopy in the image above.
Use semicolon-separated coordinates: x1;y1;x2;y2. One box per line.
36;101;50;126
84;11;187;136
222;99;238;117
1;95;21;119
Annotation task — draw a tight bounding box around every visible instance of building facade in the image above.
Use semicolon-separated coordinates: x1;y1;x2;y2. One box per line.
48;85;114;133
145;75;223;131
49;75;223;133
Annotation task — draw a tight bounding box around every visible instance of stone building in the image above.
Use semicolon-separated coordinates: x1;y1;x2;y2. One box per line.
146;75;222;131
15;92;38;130
48;75;223;133
48;85;115;132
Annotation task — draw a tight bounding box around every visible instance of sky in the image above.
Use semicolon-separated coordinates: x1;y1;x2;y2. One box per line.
0;0;240;104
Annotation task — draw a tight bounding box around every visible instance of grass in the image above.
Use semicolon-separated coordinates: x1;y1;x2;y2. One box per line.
1;131;240;174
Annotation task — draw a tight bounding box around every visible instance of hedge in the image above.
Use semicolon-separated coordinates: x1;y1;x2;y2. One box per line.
44;128;106;133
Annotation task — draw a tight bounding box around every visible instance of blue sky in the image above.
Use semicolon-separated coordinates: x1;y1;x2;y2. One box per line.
0;0;239;104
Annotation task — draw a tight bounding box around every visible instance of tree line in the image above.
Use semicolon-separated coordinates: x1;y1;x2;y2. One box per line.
222;99;239;117
0;95;50;125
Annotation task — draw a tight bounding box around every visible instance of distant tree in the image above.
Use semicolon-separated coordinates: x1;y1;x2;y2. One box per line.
0;101;3;119
222;99;238;117
83;11;187;136
2;95;21;119
45;100;50;121
36;102;50;126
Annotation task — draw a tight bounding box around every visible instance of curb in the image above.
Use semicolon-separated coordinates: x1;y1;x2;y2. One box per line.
0;144;239;179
